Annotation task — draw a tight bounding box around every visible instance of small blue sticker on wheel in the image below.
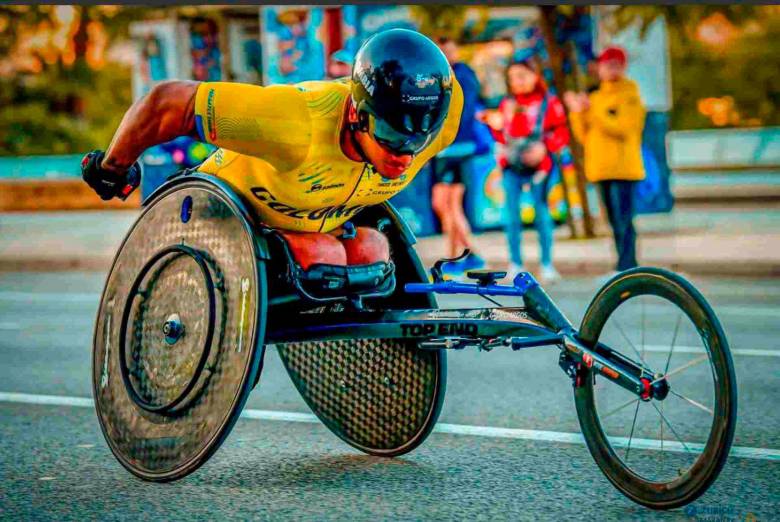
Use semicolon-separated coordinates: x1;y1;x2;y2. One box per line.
181;195;193;223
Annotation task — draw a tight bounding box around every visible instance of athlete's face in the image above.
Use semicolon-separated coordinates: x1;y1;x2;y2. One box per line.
356;131;414;179
346;104;414;178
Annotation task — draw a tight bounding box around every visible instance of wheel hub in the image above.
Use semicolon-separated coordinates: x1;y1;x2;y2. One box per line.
651;376;670;401
163;313;185;345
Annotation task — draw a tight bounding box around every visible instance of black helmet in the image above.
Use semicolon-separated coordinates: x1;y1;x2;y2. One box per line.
351;29;453;155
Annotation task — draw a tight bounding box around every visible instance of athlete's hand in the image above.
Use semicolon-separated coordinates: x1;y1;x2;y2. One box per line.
81;150;141;201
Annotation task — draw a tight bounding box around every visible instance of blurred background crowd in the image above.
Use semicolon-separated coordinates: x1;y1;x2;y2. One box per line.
0;4;778;278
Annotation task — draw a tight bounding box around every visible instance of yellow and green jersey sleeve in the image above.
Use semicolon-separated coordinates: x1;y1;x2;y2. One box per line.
193;82;312;172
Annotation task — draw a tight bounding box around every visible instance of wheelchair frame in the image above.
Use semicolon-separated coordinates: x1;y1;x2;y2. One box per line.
93;173;736;510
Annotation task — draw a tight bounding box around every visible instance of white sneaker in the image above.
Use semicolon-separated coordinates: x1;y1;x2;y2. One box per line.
540;264;562;284
506;262;526;281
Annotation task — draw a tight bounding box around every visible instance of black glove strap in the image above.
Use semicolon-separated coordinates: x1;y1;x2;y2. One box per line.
81;150;141;201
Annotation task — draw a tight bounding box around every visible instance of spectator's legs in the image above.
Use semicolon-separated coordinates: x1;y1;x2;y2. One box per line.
599;180;618;232
530;178;554;267
433;157;476;260
614;180;639;270
431;182;457;257
448;181;472;256
599;180;638;271
502;170;524;266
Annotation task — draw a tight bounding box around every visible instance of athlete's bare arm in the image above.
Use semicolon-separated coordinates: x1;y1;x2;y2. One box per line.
101;81;200;173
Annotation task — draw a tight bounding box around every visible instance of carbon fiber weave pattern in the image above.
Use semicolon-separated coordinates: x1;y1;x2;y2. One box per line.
93;181;262;480
277;338;440;454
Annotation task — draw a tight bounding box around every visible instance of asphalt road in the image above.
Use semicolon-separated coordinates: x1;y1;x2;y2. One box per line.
1;271;778;521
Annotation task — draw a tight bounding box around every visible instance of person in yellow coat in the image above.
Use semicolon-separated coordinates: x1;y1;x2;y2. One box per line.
565;46;646;272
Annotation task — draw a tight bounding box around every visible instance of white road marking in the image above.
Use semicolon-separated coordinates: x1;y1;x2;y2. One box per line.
241;408;318;423
0;392;94;408
1;391;778;462
641;345;779;357
0;322;21;330
0;291;100;304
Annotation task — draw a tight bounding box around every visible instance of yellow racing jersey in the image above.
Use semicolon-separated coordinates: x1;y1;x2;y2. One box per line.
193;78;463;232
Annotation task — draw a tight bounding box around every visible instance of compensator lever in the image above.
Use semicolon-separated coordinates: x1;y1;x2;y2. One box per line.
418;336;512;352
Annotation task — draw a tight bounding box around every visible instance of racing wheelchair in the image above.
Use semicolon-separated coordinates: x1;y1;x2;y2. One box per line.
92;174;737;510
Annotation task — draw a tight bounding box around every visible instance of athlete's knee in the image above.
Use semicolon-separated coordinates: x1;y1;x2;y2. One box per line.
341;227;390;265
280;231;347;270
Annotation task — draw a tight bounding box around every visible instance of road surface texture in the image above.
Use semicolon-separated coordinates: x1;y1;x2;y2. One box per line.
0;271;777;520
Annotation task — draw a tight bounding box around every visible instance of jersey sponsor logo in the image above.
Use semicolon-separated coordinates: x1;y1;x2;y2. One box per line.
306;182;345;193
250;187;365;221
206;88;217;141
214;149;224;166
362;189;400;197
365;165;408;186
378;173;407;187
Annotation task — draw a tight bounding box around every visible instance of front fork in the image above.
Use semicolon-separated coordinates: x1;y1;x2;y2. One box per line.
552;335;669;401
520;280;669;402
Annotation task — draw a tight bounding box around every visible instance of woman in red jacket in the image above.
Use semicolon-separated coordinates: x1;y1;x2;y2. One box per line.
480;58;570;282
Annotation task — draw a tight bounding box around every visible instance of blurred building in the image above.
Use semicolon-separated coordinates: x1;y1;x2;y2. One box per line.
127;6;541;97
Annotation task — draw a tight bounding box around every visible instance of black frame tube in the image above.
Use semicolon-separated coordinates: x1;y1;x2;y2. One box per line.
266;307;551;344
268;302;659;400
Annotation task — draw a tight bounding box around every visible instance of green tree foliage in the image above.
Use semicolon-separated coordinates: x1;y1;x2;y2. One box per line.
0;6;148;155
611;5;779;129
668;14;779;129
0;63;131;155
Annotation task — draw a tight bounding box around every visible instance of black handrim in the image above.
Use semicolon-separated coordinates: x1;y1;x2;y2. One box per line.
574;268;737;509
118;244;217;414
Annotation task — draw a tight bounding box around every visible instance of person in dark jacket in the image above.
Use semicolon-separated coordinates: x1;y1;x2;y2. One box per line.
430;37;486;276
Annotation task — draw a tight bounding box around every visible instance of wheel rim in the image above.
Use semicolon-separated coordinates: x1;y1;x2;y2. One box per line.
576;269;736;507
590;292;719;484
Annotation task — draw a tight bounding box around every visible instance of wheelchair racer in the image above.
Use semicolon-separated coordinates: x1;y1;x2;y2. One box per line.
82;29;463;270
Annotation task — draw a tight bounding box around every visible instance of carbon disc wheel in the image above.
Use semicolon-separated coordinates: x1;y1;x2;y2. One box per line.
274;225;446;457
574;267;737;509
277;336;443;456
92;178;266;481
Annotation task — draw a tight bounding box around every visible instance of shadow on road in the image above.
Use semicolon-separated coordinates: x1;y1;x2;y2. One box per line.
201;452;437;489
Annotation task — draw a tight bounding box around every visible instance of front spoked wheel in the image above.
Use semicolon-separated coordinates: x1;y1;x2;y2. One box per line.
575;268;737;509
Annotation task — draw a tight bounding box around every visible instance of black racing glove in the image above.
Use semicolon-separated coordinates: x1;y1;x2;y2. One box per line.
81;150;141;201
